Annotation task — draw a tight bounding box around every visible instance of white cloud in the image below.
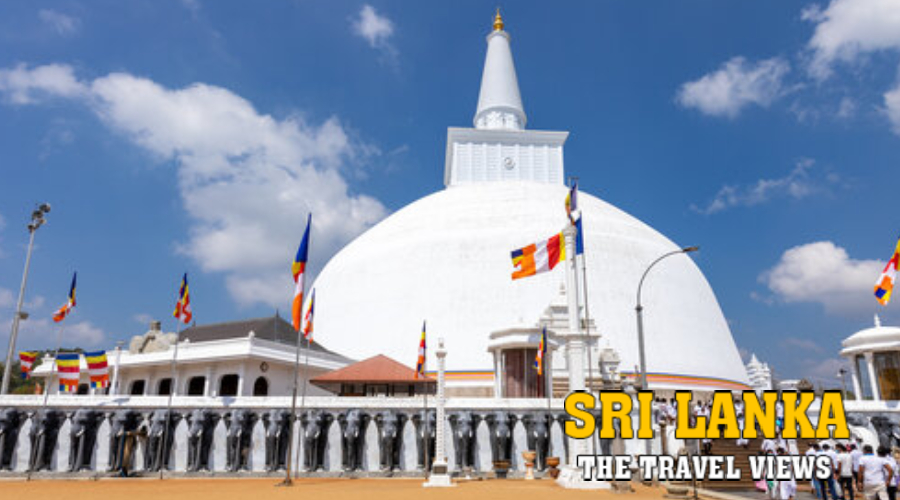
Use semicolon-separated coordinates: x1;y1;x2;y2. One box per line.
0;63;86;104
798;357;849;386
0;316;105;350
884;80;900;134
353;5;393;48
352;5;397;63
0;64;389;308
692;158;836;214
760;241;886;316
677;57;790;118
38;9;80;36
804;0;900;79
133;313;154;325
780;336;825;354
0;288;14;309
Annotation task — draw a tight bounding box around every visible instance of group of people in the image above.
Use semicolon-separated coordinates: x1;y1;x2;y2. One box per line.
762;440;900;500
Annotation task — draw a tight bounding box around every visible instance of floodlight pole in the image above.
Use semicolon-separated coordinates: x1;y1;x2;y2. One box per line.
2;204;50;395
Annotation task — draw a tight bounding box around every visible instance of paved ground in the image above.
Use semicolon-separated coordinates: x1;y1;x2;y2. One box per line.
0;477;667;500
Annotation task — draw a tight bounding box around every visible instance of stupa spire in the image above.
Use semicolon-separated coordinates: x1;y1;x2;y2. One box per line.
474;9;526;130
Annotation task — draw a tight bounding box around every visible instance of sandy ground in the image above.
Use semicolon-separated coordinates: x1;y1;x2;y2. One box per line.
0;477;673;500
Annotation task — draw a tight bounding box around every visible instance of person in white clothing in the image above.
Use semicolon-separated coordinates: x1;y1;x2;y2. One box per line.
858;445;893;500
837;443;857;500
735;398;748;448
778;447;797;500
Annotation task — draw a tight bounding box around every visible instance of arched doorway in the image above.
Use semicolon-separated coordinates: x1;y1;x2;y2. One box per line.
187;376;206;396
219;374;239;397
253;376;269;396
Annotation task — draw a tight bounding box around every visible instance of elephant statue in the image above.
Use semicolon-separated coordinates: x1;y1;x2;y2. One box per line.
374;411;405;472
68;409;105;472
107;410;142;473
28;409;65;472
186;409;220;472
301;410;332;472
523;413;550;471
145;410;182;472
448;411;479;471
263;409;292;472
413;410;436;471
339;409;370;472
225;409;258;472
485;411;515;465
0;408;25;471
871;415;900;450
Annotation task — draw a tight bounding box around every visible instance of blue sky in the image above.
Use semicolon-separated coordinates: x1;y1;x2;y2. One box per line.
0;1;898;386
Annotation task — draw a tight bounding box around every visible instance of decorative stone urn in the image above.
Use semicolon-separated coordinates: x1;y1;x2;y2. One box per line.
546;456;561;479
522;450;537;480
493;460;511;479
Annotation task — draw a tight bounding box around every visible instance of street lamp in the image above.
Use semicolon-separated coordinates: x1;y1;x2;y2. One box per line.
838;368;848;400
1;203;51;395
635;246;699;391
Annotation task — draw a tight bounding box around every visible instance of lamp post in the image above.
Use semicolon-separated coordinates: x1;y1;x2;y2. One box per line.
635;246;699;391
838;368;848;400
1;203;51;395
635;246;698;458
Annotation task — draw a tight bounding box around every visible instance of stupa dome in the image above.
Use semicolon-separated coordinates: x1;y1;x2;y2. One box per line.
308;16;749;391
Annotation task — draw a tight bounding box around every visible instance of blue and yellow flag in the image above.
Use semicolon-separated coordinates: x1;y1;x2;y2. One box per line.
52;272;77;323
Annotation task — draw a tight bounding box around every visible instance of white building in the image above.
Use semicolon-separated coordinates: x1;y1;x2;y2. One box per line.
745;353;773;393
841;315;900;401
307;12;750;393
32;316;351;397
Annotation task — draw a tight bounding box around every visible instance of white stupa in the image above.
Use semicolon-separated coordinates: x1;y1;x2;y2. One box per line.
311;14;749;392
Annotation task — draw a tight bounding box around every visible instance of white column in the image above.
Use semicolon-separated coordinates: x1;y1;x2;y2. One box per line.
865;353;881;401
851;359;863;401
111;344;123;396
204;367;213;397
492;352;502;398
562;223;589;460
237;362;246;397
424;338;453;487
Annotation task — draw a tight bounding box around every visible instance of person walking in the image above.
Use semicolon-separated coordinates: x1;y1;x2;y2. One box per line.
858;445;893;500
837;444;857;500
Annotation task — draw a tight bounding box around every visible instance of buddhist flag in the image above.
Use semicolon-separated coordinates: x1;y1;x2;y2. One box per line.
292;214;312;332
303;289;316;342
511;232;566;280
173;273;192;324
575;216;585;256
416;322;426;378
565;182;578;224
56;353;80;393
19;351;37;379
52;272;77;323
875;236;900;306
534;327;547;376
84;350;109;389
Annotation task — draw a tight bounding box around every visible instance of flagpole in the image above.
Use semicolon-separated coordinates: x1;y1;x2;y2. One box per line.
578;229;598;456
159;321;181;480
422;366;429;477
294;337;311;479
282;302;306;486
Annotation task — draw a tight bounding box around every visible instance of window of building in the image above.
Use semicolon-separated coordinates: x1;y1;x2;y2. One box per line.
874;352;900;400
187;376;206;396
219;374;239;397
77;383;89;395
856;355;874;400
158;378;172;396
253;377;268;396
501;348;545;398
129;380;146;395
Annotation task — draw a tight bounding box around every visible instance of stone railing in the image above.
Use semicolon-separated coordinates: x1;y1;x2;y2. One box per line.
0;395;571;476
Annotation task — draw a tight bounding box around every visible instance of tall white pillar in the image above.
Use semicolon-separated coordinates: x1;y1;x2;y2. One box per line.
556;222;609;490
865;353;881;401
424;338;454;487
850;360;863;401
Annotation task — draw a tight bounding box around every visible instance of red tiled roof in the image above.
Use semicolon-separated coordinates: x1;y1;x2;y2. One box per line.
311;355;435;384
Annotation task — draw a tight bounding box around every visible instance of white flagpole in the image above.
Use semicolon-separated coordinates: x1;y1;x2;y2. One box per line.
159;319;182;479
294;328;312;479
